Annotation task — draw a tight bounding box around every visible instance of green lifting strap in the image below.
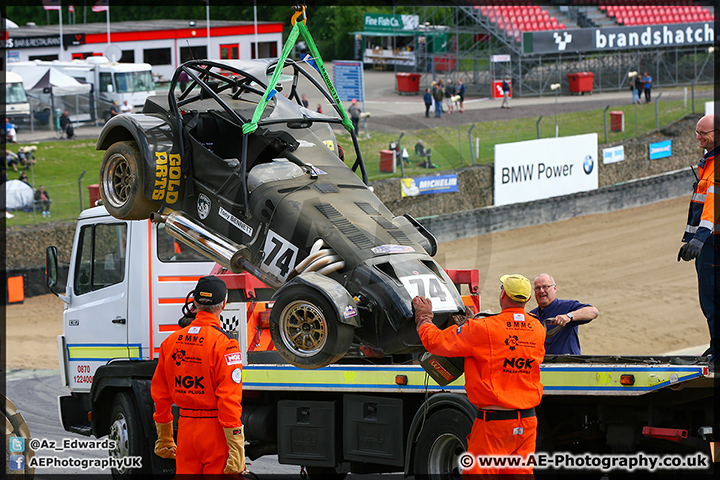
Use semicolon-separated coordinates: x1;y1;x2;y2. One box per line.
241;17;354;135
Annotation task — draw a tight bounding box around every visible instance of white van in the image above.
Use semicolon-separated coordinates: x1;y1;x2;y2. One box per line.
5;71;30;125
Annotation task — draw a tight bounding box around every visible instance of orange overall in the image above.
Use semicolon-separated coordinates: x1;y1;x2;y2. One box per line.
419;308;545;477
151;311;243;475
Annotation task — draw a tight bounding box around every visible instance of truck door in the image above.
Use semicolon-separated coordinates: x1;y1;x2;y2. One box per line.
63;221;131;392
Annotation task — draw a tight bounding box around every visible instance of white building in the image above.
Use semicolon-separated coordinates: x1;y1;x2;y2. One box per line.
6;19;284;82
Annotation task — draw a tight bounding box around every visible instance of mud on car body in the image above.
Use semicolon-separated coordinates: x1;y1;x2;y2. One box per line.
96;58;466;369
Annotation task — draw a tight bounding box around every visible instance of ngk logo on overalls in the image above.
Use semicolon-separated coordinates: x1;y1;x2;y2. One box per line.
174;375;205;393
225;353;243;366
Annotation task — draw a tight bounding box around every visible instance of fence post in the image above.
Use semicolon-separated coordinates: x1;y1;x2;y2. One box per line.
78;170;86;213
536;115;543;139
603;105;610;144
654;92;663;133
468;124;476;165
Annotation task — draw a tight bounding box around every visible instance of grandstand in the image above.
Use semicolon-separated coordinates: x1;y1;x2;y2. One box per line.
407;2;715;96
472;2;714;44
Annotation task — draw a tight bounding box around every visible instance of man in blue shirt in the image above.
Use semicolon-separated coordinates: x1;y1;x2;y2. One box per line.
530;273;599;355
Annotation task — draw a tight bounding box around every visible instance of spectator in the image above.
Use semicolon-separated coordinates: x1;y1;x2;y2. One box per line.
444;79;456;114
18;146;37;169
109;101;120;118
677;114;718;362
348;98;361;133
59;111;74;139
6;150;20;172
432;81;444;118
413;274;544;477
501;75;511;109
34;185;52;217
5;118;18;143
301;94;309;108
120;100;132;114
456;79;466;113
530;273;599;355
642;72;652;103
18;171;30;185
178;70;190;92
423;88;432;118
316;104;323;114
634;74;643;104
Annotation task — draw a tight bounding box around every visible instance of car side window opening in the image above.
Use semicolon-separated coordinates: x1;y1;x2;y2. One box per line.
74;223;127;295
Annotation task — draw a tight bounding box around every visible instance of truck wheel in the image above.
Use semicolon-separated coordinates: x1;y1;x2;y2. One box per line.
413;409;472;479
305;466;348;480
270;286;354;369
108;392;151;479
100;140;159;220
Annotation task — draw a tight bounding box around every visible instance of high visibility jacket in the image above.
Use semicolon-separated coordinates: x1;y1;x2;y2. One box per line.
683;148;717;243
418;307;545;410
152;311;243;429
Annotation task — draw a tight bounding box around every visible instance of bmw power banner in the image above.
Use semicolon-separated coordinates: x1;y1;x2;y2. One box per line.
526;22;714;55
401;174;459;198
494;133;598;206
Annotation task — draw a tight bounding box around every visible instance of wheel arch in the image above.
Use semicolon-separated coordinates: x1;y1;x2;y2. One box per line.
90;361;157;441
96;115;153;157
273;272;361;327
404;392;476;476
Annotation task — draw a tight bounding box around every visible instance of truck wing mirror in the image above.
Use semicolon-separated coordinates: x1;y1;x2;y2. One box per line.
46;246;69;303
46;246;59;291
107;85;114;93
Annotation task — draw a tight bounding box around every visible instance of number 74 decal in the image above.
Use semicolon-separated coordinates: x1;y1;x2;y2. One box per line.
261;230;298;281
399;275;457;312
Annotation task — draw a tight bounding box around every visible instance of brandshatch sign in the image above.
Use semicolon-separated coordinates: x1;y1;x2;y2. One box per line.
527;22;714;55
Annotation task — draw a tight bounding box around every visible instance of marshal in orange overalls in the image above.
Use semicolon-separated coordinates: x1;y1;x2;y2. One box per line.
419;307;545;477
151;310;243;474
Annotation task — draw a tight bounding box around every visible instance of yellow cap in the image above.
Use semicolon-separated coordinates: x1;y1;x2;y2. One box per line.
500;274;531;302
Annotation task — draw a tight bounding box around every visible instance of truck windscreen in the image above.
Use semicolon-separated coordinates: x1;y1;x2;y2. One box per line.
7;83;28;104
114;71;155;93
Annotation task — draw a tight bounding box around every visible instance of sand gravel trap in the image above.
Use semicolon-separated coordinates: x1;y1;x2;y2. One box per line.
5;195;709;370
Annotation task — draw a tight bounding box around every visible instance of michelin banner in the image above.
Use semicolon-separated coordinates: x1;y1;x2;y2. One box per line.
494;133;598;206
401;174;459;198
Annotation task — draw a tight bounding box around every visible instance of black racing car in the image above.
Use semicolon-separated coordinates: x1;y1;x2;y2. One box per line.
97;58;466;369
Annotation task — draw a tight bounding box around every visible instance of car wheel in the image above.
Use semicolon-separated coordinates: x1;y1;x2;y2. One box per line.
270;286;354;369
413;409;472;480
108;392;151;479
100;140;159;219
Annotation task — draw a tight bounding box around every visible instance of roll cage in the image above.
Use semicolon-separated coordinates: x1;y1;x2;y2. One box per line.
166;59;368;207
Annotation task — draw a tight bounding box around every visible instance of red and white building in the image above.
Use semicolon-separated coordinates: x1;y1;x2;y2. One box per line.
6;19;284;81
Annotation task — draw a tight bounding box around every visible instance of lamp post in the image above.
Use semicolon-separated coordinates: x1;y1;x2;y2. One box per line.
550;83;561;137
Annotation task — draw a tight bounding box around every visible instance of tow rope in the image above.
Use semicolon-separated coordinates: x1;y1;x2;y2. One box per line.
242;4;354;135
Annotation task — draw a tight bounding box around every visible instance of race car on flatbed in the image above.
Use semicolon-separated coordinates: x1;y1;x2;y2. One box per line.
96;58;467;369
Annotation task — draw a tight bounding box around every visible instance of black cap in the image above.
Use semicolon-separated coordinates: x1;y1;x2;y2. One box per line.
194;275;227;305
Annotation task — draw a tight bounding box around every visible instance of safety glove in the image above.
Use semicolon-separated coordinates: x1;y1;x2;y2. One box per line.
223;425;246;474
154;422;176;459
677;238;704;262
413;296;434;330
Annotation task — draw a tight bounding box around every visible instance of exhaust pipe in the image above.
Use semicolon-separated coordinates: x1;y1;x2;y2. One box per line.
152;210;282;289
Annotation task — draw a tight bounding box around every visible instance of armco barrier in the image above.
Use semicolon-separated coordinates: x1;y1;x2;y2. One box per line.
419;168;694;243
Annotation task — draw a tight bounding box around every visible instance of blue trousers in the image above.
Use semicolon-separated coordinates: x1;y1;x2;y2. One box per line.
434;101;442;117
695;239;718;361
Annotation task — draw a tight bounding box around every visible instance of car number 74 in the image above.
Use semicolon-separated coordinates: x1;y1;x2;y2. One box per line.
399;275;457;312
